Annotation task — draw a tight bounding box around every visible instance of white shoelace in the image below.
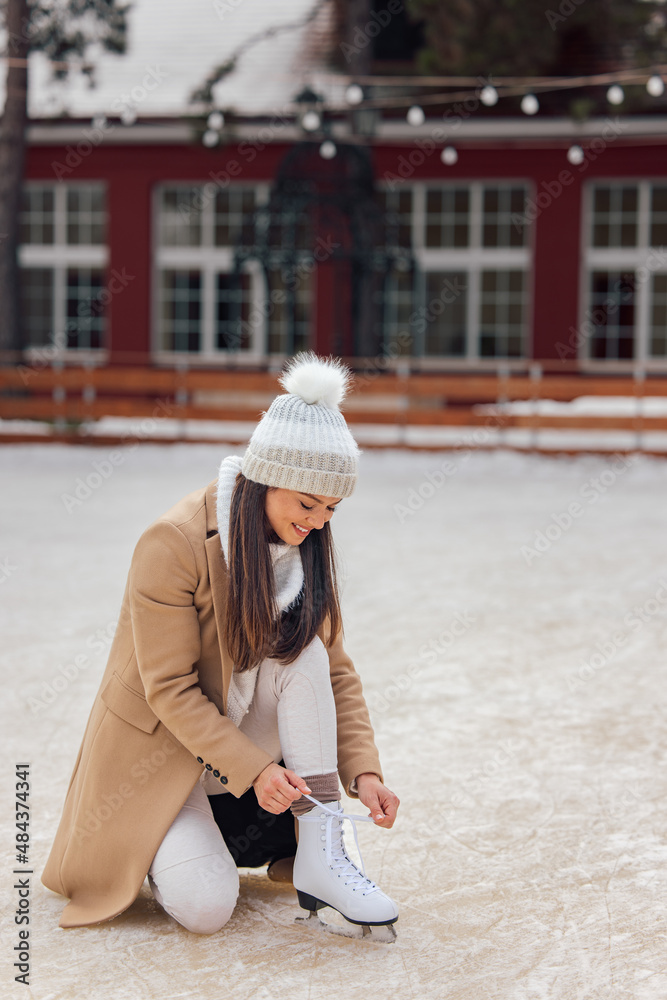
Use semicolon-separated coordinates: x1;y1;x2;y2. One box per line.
302;793;380;895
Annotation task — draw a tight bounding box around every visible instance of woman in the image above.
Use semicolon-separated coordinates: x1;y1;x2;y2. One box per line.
41;351;400;937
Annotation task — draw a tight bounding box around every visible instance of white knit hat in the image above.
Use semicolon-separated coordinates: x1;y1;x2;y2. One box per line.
241;352;361;498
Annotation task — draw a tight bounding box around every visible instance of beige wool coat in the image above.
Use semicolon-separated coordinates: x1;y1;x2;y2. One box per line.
41;479;384;928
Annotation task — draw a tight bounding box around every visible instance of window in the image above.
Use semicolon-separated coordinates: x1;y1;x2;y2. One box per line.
482;186;527;248
20;268;53;344
216;272;251;351
591;184;638;247
377;189;413;248
379;181;531;360
155;184;264;357
650;274;667;358
20;186;54;245
480;270;526;357
66;268;106;350
19;183;108;350
423;271;467;355
266;269;313;356
160;270;201;353
583;181;667;365
425;188;469;248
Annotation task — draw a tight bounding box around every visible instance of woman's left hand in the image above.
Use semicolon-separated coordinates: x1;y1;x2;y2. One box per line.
354;773;400;828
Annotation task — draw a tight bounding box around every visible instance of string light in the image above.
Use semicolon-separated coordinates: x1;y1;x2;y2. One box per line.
647;75;664;97
441;146;458;165
521;94;539;115
567;145;584;165
480;85;498;106
345;83;364;105
120;106;137;126
202;129;220;147
407;104;425;126
607;85;624;105
319;140;337;159
301;110;322;131
207;111;224;130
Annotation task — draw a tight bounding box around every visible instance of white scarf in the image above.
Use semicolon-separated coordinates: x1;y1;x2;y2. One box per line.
215;454;305;727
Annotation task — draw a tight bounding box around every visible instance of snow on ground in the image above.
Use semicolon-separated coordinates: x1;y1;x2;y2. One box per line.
2;442;667;1000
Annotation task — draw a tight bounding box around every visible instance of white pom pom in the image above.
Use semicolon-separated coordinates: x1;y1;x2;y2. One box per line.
278;351;353;409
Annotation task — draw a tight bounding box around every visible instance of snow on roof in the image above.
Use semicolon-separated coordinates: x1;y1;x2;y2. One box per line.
2;0;336;120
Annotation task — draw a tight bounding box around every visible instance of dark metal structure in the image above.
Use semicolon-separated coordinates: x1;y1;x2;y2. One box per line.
232;140;415;357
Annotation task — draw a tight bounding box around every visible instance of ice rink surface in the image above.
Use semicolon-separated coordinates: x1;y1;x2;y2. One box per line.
2;442;667;1000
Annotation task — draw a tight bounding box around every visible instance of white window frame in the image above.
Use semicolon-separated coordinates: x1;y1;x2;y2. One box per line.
377;179;534;370
580;178;667;372
19;181;108;363
152;182;270;365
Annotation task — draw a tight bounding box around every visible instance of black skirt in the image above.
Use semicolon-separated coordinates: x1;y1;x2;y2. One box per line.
207;765;298;868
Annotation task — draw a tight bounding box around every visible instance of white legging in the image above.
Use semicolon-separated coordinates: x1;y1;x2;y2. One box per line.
148;634;337;934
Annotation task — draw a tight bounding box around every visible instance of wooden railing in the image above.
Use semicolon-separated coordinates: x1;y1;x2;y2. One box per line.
1;360;667;448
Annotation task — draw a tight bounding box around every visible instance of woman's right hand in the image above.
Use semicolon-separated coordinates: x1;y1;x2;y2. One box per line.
252;762;311;814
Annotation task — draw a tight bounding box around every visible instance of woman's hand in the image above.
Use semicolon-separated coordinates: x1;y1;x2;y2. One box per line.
252;762;311;814
355;772;400;829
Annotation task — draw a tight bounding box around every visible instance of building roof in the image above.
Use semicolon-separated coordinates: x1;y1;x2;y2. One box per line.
2;0;332;119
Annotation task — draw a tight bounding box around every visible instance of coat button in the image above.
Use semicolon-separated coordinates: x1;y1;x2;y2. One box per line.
213;769;220;778
220;776;228;785
205;763;213;771
196;757;203;764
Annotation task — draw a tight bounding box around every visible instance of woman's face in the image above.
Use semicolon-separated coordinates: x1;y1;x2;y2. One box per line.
265;488;342;545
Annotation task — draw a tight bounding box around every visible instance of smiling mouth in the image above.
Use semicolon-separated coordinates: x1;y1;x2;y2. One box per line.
292;523;310;537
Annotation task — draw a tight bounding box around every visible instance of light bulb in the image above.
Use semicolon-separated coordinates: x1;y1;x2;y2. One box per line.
345;84;364;105
606;85;624;105
207;111;224;131
521;94;539;116
647;75;664;97
407;105;425;126
567;144;584;165
441;146;458;165
319;140;336;159
202;129;219;147
301;110;321;132
480;85;498;106
120;107;137;126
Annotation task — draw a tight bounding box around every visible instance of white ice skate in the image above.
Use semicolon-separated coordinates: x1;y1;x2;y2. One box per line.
293;794;399;942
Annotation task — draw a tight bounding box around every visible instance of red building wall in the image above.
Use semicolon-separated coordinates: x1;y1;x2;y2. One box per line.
25;135;667;366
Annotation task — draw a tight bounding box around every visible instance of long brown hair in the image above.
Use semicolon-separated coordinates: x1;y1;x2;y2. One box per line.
223;472;343;672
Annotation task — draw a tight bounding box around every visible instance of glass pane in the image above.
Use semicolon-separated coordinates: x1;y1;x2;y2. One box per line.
590;184;638;248
478;269;526;357
159;188;202;246
651;185;667;246
66;267;106;349
267;267;312;354
588;270;635;360
66;185;106;245
20;186;55;245
216;272;251;350
376;269;413;354
423;187;469;248
378;189;413;249
482;185;527;247
650;273;667;357
214;188;256;247
422;271;467;356
160;270;201;351
20;267;54;346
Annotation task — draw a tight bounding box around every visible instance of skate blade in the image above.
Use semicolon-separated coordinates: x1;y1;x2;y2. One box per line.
295;910;397;944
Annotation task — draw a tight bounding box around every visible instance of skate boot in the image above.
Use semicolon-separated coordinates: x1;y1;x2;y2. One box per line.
293;794;398;941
